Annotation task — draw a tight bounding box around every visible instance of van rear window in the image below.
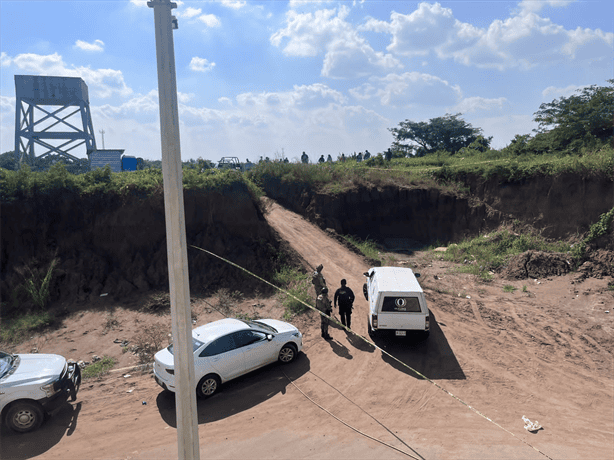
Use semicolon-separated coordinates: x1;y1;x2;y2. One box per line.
381;297;421;312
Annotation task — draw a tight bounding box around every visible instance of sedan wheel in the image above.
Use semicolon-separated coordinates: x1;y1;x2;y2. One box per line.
278;344;297;364
197;374;220;399
6;402;44;433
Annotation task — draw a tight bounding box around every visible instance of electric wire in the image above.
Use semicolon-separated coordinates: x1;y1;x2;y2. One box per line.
281;369;421;460
196;294;423;459
306;370;426;460
189;244;554;460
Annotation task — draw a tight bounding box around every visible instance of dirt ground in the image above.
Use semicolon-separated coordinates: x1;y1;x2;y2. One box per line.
1;199;613;460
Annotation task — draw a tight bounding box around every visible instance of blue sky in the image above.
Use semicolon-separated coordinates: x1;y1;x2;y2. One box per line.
1;0;612;163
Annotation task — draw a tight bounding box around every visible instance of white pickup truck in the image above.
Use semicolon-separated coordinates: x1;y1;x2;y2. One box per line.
363;267;430;339
0;351;81;433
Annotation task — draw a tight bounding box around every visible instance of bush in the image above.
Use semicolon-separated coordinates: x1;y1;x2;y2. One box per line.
132;322;171;364
0;311;55;345
271;266;312;320
82;356;116;380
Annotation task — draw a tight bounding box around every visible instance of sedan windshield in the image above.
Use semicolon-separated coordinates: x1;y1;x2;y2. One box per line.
167;338;204;355
0;352;15;379
241;319;278;333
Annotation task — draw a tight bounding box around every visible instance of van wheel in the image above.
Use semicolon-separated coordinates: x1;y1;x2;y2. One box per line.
367;320;376;339
5;401;44;433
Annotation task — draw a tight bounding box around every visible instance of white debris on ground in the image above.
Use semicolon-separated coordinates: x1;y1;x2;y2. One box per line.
522;415;543;432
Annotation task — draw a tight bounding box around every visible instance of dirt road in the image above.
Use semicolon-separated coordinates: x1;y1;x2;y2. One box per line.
2;199;613;459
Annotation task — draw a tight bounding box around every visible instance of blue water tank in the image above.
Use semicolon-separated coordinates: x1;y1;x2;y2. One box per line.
122;156;137;171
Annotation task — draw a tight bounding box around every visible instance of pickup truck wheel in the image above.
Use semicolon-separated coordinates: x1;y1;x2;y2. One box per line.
197;374;220;399
5;401;44;433
367;320;376;339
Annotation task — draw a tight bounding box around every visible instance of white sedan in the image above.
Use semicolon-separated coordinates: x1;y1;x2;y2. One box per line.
153;318;302;398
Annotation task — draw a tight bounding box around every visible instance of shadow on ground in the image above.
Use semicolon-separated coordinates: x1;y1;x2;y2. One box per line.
156;353;310;427
376;311;466;380
0;401;82;460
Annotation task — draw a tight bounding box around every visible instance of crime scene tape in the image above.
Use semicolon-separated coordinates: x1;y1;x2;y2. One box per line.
189;244;554;460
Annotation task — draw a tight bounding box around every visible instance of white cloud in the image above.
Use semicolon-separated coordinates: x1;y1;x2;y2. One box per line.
236;83;347;112
517;0;575;14
220;0;245;9
177;92;195;103
452;96;507;113
7;52;132;99
541;83;590;100
198;14;221;27
95;90;159;118
384;4;458;57
74;39;105;52
189;57;216;73
1;95;14;112
1;52;11;67
349;72;461;107
365;2;612;70
475;114;536;148
288;0;335;8
271;6;400;78
179;7;202;19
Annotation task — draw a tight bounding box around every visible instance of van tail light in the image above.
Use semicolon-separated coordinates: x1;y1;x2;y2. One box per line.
372;314;378;329
425;316;430;331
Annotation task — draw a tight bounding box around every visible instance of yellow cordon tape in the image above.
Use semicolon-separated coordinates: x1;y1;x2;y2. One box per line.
198;288;422;458
190;244;554;460
281;369;421;460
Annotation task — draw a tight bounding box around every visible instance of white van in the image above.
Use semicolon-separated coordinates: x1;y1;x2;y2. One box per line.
363;267;430;339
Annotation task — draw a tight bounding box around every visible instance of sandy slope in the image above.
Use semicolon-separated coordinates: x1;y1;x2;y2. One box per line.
1;199;613;460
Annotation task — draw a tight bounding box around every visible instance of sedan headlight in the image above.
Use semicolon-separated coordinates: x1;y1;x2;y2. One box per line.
292;332;301;338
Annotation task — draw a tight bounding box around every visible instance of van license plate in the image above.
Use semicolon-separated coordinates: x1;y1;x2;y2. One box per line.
395;331;406;336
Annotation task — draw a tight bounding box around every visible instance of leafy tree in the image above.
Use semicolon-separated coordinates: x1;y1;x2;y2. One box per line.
0;151;18;170
532;80;613;152
502;134;532;156
389;113;491;156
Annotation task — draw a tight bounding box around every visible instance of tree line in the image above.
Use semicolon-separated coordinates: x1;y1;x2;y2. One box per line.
389;79;612;158
1;80;611;173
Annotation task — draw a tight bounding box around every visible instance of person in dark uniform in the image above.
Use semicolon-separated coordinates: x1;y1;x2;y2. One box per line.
301;152;309;164
334;279;355;329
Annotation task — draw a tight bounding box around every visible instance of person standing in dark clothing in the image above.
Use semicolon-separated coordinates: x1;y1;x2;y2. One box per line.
334;279;355;329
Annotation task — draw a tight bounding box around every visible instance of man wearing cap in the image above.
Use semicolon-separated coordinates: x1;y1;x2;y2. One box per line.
312;264;327;297
316;287;333;340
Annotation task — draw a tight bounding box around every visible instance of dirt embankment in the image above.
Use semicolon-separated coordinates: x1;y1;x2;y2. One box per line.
1;184;282;316
1;172;613;316
259;172;614;243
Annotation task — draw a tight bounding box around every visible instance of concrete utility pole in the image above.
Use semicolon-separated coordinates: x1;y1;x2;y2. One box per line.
99;129;105;149
147;1;200;459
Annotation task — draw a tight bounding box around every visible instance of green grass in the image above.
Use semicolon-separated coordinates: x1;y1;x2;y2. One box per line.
0;162;264;203
436;229;572;280
503;285;517;293
82;356;116;380
21;258;58;309
0;311;55;344
340;234;382;262
571;207;614;259
271;266;313;320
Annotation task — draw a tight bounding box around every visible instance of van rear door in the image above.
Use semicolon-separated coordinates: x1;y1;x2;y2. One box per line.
377;293;427;331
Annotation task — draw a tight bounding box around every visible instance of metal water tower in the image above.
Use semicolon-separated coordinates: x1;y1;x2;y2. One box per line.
14;75;97;164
